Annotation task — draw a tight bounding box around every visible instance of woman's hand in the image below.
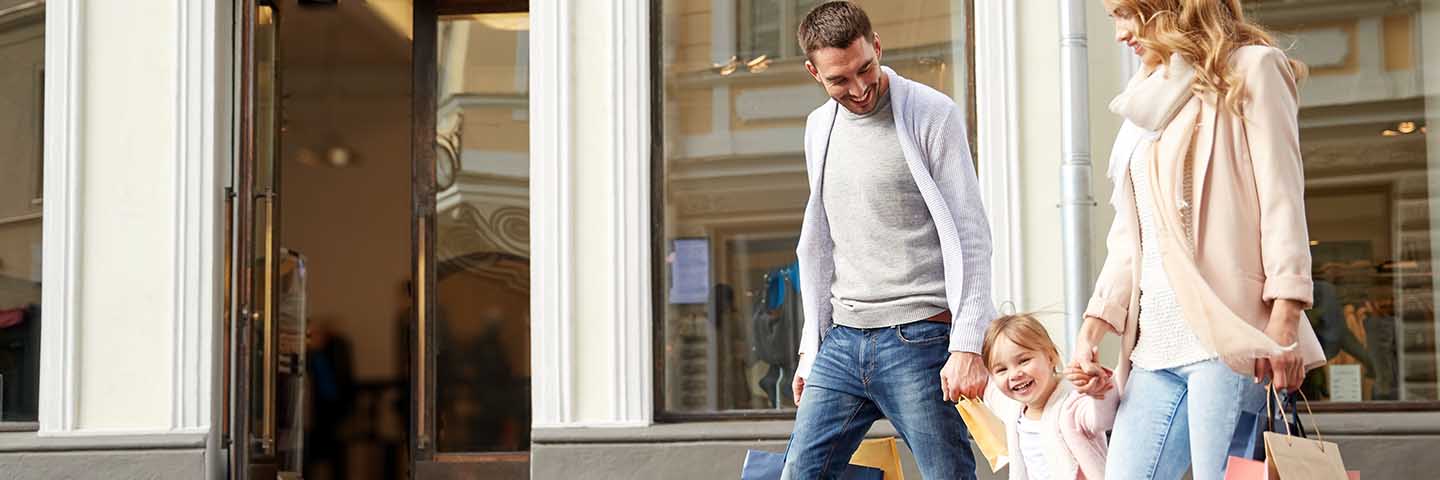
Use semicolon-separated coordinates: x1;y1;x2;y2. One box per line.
1065;362;1114;399
1256;299;1305;392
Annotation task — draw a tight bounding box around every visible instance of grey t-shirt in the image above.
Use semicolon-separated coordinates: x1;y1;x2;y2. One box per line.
822;90;948;328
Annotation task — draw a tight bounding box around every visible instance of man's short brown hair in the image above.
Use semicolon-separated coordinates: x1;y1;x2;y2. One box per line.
796;1;873;60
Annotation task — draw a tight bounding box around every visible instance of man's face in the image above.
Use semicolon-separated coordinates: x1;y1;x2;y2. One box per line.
806;34;886;115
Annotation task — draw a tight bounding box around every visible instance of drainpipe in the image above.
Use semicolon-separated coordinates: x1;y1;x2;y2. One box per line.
1058;0;1095;353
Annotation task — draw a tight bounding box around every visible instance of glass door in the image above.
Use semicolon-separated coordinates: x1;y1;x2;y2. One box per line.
229;1;303;479
413;0;533;478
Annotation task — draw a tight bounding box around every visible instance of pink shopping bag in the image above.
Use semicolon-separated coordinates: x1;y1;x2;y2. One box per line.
1225;456;1358;480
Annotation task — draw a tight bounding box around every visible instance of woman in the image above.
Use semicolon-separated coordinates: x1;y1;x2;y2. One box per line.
1070;1;1327;478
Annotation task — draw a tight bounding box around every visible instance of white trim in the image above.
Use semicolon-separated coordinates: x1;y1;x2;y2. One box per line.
974;0;1023;309
171;0;221;432
530;0;574;428
38;0;81;435
610;0;653;425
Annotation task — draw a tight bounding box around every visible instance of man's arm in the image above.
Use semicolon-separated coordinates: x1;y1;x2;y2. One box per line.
928;103;999;354
928;103;998;400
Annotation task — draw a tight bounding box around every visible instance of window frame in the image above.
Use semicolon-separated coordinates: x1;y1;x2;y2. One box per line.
0;0;47;431
650;0;979;421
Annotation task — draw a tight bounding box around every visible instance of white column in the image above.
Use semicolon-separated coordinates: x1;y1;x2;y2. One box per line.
975;0;1023;311
530;0;576;428
40;0;223;435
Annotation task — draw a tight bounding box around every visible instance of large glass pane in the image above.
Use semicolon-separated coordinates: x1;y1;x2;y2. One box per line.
0;0;44;426
1250;0;1440;404
433;12;532;451
657;0;975;414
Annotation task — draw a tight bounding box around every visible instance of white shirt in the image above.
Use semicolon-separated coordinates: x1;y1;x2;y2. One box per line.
1017;413;1051;480
1127;134;1217;370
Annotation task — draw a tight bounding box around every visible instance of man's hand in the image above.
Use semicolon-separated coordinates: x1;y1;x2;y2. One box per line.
792;373;806;405
1257;299;1305;392
941;352;988;402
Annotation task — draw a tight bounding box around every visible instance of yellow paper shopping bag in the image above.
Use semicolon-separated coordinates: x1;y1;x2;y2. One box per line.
956;397;1009;473
849;437;905;480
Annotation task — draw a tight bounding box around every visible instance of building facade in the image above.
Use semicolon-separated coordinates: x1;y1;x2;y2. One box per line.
0;0;1438;478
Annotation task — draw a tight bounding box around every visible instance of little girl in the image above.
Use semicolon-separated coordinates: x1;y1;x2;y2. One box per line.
982;314;1118;480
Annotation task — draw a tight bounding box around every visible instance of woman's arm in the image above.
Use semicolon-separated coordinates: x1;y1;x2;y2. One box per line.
1241;47;1313;308
1084;189;1138;337
1240;46;1313;391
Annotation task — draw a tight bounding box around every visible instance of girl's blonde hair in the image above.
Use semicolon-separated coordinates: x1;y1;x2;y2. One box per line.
1103;0;1307;115
982;314;1062;370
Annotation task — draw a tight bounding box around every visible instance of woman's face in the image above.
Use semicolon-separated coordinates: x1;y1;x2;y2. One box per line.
1109;6;1158;65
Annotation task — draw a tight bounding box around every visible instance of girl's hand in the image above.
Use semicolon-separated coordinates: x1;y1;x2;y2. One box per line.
1065;363;1114;399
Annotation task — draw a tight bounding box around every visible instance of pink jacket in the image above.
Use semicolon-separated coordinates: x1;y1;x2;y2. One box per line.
1086;46;1326;387
990;382;1118;480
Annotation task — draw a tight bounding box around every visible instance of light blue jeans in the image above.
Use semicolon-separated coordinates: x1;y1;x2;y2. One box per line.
1106;360;1267;480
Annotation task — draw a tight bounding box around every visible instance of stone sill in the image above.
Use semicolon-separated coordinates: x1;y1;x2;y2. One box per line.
533;412;1440;444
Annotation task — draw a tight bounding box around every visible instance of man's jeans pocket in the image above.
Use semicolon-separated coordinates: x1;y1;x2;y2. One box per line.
896;321;949;345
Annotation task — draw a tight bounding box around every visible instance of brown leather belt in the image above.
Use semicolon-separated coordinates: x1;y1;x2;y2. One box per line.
925;310;952;324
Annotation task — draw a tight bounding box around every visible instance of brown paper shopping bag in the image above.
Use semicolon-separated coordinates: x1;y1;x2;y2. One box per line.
1254;387;1352;480
955;397;1009;473
849;437;905;480
1263;431;1349;480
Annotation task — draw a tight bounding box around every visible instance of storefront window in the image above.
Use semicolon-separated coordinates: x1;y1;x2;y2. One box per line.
0;0;44;426
1251;1;1440;405
655;0;975;415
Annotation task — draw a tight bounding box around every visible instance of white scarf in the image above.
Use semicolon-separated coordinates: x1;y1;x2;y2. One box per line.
1105;54;1197;188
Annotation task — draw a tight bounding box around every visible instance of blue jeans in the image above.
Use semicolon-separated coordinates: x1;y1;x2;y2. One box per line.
781;323;977;480
1106;360;1267;480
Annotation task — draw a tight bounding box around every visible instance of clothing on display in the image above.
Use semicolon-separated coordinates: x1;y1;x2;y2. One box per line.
751;261;802;408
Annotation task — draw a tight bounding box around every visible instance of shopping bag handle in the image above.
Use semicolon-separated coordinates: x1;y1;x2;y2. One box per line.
1268;386;1327;448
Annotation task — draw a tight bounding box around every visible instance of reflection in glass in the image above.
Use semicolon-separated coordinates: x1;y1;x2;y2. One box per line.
0;0;44;425
434;13;532;452
658;0;975;414
1251;1;1440;403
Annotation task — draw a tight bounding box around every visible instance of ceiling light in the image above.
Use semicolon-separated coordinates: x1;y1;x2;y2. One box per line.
1382;129;1401;137
1398;121;1417;134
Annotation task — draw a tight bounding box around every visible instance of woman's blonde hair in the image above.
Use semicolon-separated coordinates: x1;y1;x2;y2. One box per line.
1103;0;1307;115
982;314;1062;370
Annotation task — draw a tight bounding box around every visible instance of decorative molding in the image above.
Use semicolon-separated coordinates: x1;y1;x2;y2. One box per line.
974;0;1023;309
734;85;824;122
530;0;574;428
39;0;81;435
171;0;221;432
1293;26;1354;69
611;0;652;426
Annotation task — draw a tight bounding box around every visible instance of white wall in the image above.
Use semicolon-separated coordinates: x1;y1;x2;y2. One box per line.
1009;1;1129;359
75;0;179;431
41;0;221;436
570;0;619;424
532;0;649;427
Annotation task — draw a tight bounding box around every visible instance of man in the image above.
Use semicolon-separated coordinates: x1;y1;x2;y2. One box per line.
784;2;997;479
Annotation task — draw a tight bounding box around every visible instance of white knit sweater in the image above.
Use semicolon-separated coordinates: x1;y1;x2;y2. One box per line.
1129;143;1217;370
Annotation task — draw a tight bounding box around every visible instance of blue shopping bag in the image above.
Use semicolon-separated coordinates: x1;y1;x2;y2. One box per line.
1232;390;1306;461
740;450;885;480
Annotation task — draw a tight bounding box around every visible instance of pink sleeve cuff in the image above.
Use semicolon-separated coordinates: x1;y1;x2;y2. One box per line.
1084;296;1127;334
1262;274;1313;308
